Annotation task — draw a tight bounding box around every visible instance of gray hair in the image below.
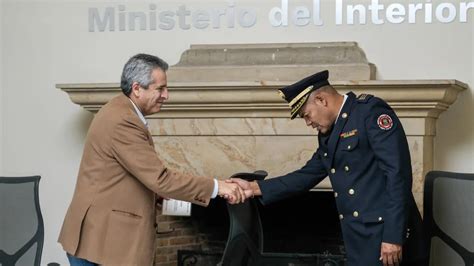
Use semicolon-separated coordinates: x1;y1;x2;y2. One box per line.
120;53;169;96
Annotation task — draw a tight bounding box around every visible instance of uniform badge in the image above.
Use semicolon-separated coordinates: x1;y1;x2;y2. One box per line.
340;129;358;138
377;114;393;130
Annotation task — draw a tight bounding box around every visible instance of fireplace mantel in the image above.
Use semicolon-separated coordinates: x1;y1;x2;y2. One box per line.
58;80;465;119
57;43;468;211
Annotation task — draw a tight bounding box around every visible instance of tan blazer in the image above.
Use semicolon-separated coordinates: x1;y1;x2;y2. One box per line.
58;94;214;266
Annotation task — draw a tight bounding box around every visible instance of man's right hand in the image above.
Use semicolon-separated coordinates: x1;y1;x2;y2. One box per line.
217;180;247;204
226;178;262;201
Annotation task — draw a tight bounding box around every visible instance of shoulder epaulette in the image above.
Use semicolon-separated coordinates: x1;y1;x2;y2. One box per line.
357;93;373;103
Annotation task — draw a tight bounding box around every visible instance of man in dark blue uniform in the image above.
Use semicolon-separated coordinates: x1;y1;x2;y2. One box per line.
229;70;428;266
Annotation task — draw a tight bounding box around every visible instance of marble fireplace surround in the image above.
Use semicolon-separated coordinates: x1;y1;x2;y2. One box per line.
58;43;467;211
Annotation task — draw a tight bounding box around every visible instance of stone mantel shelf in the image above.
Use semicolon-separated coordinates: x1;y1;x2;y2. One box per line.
57;79;467;119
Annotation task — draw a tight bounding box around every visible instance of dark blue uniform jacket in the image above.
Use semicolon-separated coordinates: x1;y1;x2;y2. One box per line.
258;92;427;265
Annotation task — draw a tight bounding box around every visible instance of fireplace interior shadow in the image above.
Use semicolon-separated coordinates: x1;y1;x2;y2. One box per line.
259;191;344;255
179;190;345;265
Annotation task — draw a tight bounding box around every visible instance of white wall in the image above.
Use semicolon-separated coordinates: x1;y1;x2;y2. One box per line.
433;3;474;172
1;0;472;264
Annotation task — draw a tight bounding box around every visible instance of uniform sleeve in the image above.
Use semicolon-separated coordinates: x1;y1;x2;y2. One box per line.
110;117;214;206
258;149;328;205
365;100;412;245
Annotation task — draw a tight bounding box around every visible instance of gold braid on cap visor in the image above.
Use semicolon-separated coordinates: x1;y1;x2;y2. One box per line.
290;94;310;117
288;85;314;107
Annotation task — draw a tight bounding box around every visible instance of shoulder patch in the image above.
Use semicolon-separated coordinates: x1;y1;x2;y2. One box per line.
377;114;393;130
357;93;373;103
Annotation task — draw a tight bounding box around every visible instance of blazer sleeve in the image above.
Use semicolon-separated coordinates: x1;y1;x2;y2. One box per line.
365;99;412;245
110;116;214;206
258;149;328;205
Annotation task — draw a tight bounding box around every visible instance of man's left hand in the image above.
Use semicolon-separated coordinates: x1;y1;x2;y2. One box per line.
155;195;170;210
380;242;402;266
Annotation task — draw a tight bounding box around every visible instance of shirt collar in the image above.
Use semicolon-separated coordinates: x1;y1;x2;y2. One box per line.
129;98;148;127
335;94;348;124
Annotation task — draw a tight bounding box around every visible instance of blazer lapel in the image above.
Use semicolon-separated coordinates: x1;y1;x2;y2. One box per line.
121;95;155;147
328;92;356;166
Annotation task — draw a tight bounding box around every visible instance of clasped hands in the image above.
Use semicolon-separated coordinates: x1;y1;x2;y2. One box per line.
217;178;259;204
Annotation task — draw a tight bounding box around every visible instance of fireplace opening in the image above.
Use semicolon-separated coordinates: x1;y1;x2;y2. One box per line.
156;190;345;265
259;190;344;255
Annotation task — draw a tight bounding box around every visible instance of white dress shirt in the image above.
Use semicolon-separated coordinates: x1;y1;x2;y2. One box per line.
335;94;348;124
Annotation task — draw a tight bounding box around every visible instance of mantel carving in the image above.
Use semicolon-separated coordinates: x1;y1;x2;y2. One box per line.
57;80;466;119
57;43;468;211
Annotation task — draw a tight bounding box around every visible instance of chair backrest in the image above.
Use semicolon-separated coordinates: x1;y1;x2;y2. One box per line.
219;199;263;266
219;171;267;266
0;176;44;266
423;171;474;266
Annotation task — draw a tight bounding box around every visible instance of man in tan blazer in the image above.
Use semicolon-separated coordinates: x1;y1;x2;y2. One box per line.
59;54;246;266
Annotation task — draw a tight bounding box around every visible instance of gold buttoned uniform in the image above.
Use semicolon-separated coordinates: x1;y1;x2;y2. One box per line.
265;85;427;265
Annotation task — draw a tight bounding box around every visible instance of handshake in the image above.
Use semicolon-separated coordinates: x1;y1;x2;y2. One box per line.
216;171;266;204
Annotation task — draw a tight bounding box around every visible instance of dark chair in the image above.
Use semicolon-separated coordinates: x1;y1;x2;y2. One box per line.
0;176;44;266
423;171;474;266
219;171;344;266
